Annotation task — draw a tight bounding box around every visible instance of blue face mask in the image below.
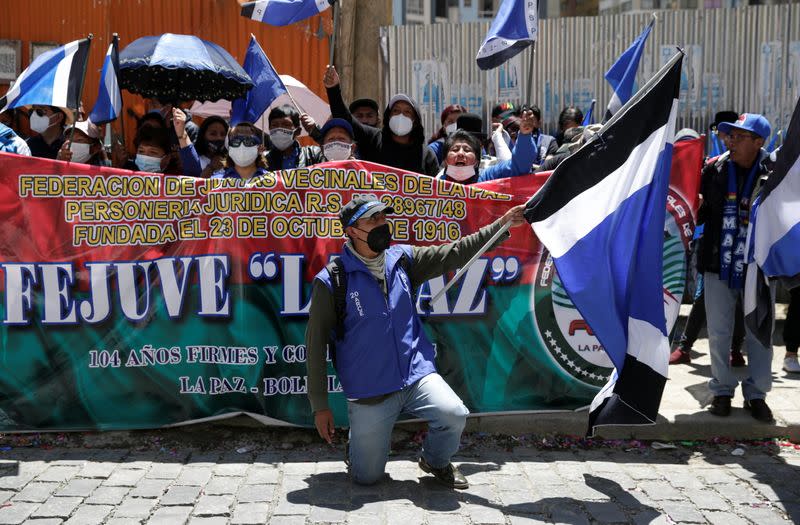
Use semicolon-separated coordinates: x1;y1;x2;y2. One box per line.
135;154;163;173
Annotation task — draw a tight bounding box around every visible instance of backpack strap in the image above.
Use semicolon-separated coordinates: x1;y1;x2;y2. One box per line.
326;257;347;342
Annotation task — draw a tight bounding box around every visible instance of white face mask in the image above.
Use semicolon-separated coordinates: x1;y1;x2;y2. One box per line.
30;112;54;134
323;141;352;161
69;142;92;163
389;115;413;137
445;163;477;182
229;145;259;167
269;128;295;151
135;154;164;173
445;122;458;135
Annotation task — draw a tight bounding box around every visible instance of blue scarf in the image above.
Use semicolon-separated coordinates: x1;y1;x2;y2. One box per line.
532;131;543;164
719;159;759;289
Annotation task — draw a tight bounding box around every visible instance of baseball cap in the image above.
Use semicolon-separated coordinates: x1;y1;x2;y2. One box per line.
349;98;379;114
339;197;395;229
718;113;771;140
492;102;516;121
319;118;354;140
65;119;100;140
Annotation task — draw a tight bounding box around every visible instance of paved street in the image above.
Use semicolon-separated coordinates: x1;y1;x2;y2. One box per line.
0;431;798;524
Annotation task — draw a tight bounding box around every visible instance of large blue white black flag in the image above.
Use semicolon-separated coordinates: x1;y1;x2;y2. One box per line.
476;0;538;71
230;36;287;127
524;52;683;436
744;96;800;345
0;38;91;114
241;0;334;27
88;35;122;126
604;17;655;120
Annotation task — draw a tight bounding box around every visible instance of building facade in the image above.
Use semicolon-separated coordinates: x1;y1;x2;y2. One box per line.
393;0;797;22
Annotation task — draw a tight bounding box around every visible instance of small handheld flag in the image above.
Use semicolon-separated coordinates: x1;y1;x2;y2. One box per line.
0;38;92;117
231;36;288;127
241;0;335;27
476;0;539;71
582;99;596;126
604;16;655;120
88;35;122;126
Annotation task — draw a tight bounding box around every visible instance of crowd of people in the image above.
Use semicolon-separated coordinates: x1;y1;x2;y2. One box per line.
0;65;603;186
0;61;797;486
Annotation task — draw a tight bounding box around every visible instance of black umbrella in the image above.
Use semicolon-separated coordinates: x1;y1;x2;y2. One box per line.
119;33;253;103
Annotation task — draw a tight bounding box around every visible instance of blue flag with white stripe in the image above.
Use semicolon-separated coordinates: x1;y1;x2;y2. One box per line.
604;18;654;120
747;96;800;278
230;36;287;127
88;35;122;126
582;99;596;126
476;0;538;71
524;52;683;436
241;0;334;27
0;38;91;115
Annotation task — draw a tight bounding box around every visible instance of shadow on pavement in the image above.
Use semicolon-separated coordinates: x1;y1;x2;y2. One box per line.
287;441;799;523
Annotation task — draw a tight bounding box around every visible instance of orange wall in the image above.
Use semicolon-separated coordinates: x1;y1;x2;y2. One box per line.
1;0;331;140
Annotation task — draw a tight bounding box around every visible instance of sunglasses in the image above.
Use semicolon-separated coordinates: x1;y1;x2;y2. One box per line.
228;136;261;148
28;108;49;117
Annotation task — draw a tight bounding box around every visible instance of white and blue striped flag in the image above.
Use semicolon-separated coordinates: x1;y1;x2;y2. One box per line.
604;17;655;120
0;38;91;115
524;52;683;436
241;0;334;27
88;35;122;126
476;0;538;71
744;96;800;346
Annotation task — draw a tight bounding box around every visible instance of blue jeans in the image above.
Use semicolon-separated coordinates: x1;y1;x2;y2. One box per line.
347;373;469;485
704;272;774;400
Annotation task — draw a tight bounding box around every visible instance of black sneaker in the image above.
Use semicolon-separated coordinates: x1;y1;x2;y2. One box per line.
418;457;469;489
709;396;732;417
744;399;775;423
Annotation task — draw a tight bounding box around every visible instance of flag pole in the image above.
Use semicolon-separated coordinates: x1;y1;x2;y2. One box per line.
67;34;93;162
329;0;339;67
111;34;126;154
284;87;305;115
525;42;536;105
428;221;513;307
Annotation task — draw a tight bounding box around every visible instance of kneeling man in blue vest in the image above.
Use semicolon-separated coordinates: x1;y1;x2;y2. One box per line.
305;196;525;488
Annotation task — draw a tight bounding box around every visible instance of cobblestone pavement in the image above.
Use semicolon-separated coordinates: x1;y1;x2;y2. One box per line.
0;432;798;524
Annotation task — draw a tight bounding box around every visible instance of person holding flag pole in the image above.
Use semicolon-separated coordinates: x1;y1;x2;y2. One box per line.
179;34;318;177
87;33;124;159
0;36;93;160
63;35;93;161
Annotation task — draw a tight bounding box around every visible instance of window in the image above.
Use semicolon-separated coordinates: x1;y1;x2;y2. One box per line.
479;0;495;17
407;0;424;15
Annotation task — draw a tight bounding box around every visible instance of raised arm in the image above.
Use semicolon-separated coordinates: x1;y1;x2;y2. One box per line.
324;65;381;150
408;204;525;286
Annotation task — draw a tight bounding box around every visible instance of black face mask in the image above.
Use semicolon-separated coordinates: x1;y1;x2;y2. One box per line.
207;140;226;155
356;224;391;253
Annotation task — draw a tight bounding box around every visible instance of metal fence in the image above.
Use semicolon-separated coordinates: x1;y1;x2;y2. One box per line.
379;4;800;142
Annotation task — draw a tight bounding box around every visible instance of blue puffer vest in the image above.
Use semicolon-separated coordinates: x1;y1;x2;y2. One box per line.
315;244;437;399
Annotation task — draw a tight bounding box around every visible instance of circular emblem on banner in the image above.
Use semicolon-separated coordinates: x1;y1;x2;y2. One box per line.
530;188;695;388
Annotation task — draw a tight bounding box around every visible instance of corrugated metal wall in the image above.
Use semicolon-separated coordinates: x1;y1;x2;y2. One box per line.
381;5;800;140
1;0;331;139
